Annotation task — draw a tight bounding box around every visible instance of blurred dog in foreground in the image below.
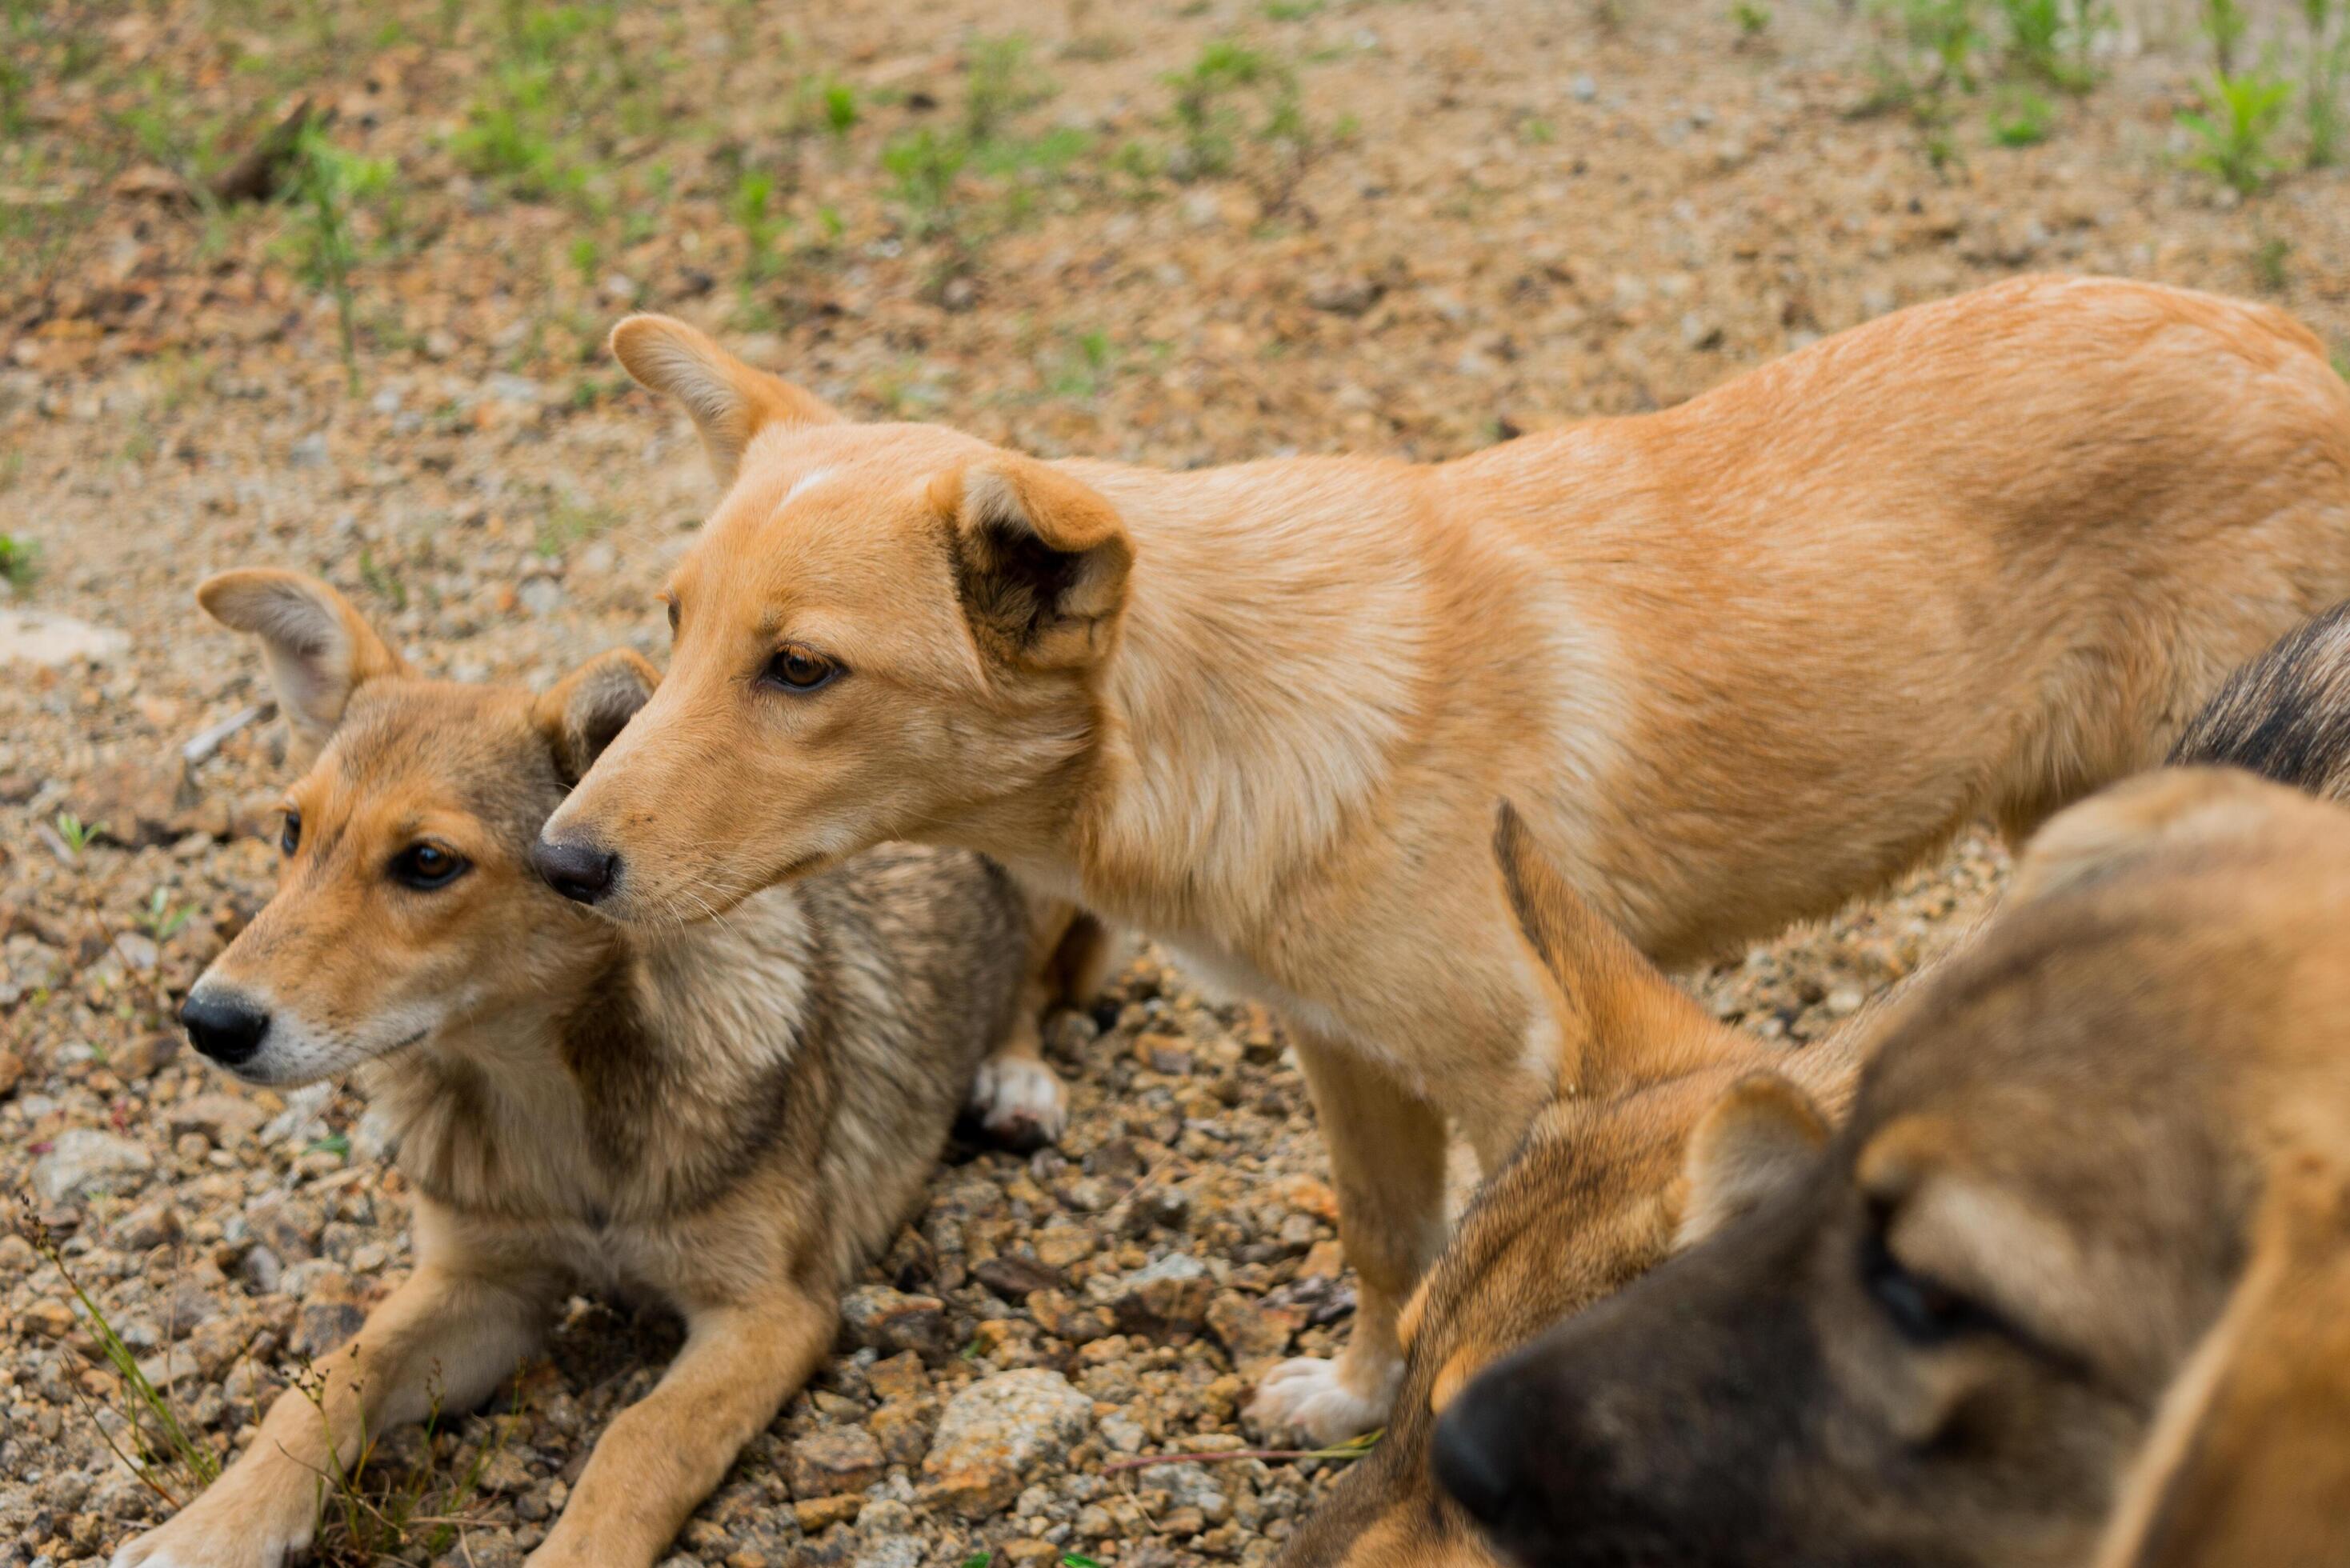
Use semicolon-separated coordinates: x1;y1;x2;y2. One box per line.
112;570;1100;1568
1433;765;2350;1568
1289;599;2350;1568
536;274;2350;1438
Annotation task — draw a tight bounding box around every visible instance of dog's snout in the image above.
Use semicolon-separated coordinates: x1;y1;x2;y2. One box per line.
534;835;621;905
1432;1376;1530;1533
181;990;271;1066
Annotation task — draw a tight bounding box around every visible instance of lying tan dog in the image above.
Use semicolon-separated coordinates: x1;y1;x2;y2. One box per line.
1431;766;2350;1568
1289;597;2350;1568
538;274;2350;1438
111;571;1096;1568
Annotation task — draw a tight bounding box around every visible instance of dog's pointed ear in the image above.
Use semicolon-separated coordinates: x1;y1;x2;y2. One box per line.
1494;801;1747;1093
535;649;661;786
2092;1150;2350;1568
931;454;1133;669
609;314;841;487
198;569;406;752
1673;1072;1832;1250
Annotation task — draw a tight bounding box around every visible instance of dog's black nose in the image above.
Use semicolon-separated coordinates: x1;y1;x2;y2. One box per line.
534;836;619;904
1432;1381;1527;1531
181;991;270;1066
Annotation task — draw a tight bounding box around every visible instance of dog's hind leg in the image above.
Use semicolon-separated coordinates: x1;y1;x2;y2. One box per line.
971;896;1102;1150
527;1283;838;1568
1247;1035;1448;1445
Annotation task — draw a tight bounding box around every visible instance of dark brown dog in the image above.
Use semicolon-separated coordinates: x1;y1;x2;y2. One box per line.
1430;766;2350;1568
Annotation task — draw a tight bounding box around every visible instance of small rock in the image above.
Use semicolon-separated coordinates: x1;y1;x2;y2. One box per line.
923;1368;1095;1521
0;1048;23;1098
32;1128;154;1206
111;1200;182;1252
1205;1290;1301;1364
973;1253;1066;1302
111;1033;182;1081
74;754;191;847
517;574;564;616
288;430;330;468
870;1400;934;1466
867;1351;931;1405
792;1494;863;1533
0;609;130;667
1571;73;1599;102
1112;1254;1212;1344
1304;274;1385;317
790;1426;884;1498
170;1093;268;1146
839;1286;950;1360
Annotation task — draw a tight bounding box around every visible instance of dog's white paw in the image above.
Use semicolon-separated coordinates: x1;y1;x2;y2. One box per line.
1246;1353;1401;1446
110;1490;307;1568
970;1054;1068;1150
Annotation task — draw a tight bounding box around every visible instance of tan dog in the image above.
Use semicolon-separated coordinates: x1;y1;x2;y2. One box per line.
1431;766;2350;1568
1292;598;2350;1567
538;274;2350;1438
111;571;1097;1568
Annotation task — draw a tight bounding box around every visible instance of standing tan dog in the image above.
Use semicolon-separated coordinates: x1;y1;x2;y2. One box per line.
1291;598;2350;1568
537;274;2350;1438
1432;766;2350;1568
111;570;1095;1568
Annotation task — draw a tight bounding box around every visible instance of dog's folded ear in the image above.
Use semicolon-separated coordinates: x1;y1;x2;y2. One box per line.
931;454;1133;669
2092;1149;2350;1568
198;569;406;754
1492;801;1749;1094
536;648;662;785
609;314;841;487
1674;1071;1832;1250
2009;767;2292;907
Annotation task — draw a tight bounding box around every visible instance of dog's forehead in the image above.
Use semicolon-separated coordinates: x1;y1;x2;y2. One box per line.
307;680;555;843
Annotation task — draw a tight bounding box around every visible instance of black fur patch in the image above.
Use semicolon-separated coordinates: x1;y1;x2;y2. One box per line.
953;518;1082;651
2168;602;2350;803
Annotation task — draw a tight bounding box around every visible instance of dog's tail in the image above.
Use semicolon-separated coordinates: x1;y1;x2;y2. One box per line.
2167;601;2350;806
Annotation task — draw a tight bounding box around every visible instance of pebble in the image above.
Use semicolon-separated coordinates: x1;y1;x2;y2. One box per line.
31;1128;155;1206
923;1368;1095;1521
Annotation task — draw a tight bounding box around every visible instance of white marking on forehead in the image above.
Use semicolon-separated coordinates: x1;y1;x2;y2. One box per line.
783;467;835;503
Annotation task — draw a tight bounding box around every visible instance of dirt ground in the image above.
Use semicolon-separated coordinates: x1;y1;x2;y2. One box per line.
2;0;2346;1564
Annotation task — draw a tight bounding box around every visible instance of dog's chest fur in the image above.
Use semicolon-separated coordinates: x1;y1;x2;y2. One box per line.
362;846;1030;1301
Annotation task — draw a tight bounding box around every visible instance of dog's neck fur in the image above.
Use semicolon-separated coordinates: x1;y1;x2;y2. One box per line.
996;459;1442;956
358;890;819;1230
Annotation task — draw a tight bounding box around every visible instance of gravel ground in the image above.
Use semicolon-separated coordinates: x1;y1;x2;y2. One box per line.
2;0;2344;1563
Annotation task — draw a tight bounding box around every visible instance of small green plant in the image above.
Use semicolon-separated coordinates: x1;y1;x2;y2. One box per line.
2204;0;2249;74
731;169;788;281
54;810;102;857
2180;69;2294;192
358;548;407;610
883;127;972;242
963;34;1055;143
0;531;34;589
1990;84;2056;142
138;887;194;943
2306;0;2346;166
20;1208;220;1500
1995;0;2096;90
822;79;859;138
286;124;393;392
1733;0;1774;35
1166;39;1293;178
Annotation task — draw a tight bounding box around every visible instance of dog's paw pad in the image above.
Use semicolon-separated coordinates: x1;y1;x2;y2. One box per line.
1246;1354;1396;1445
970;1055;1068;1151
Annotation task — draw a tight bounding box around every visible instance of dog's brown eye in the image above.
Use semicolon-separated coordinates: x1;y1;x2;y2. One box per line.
764;645;842;692
666;598;680;634
390;842;469;890
280;810;301;857
1863;1230;1987;1346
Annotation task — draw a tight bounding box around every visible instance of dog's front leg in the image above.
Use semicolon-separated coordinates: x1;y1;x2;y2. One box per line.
526;1284;838;1568
1248;1038;1449;1444
110;1262;549;1568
